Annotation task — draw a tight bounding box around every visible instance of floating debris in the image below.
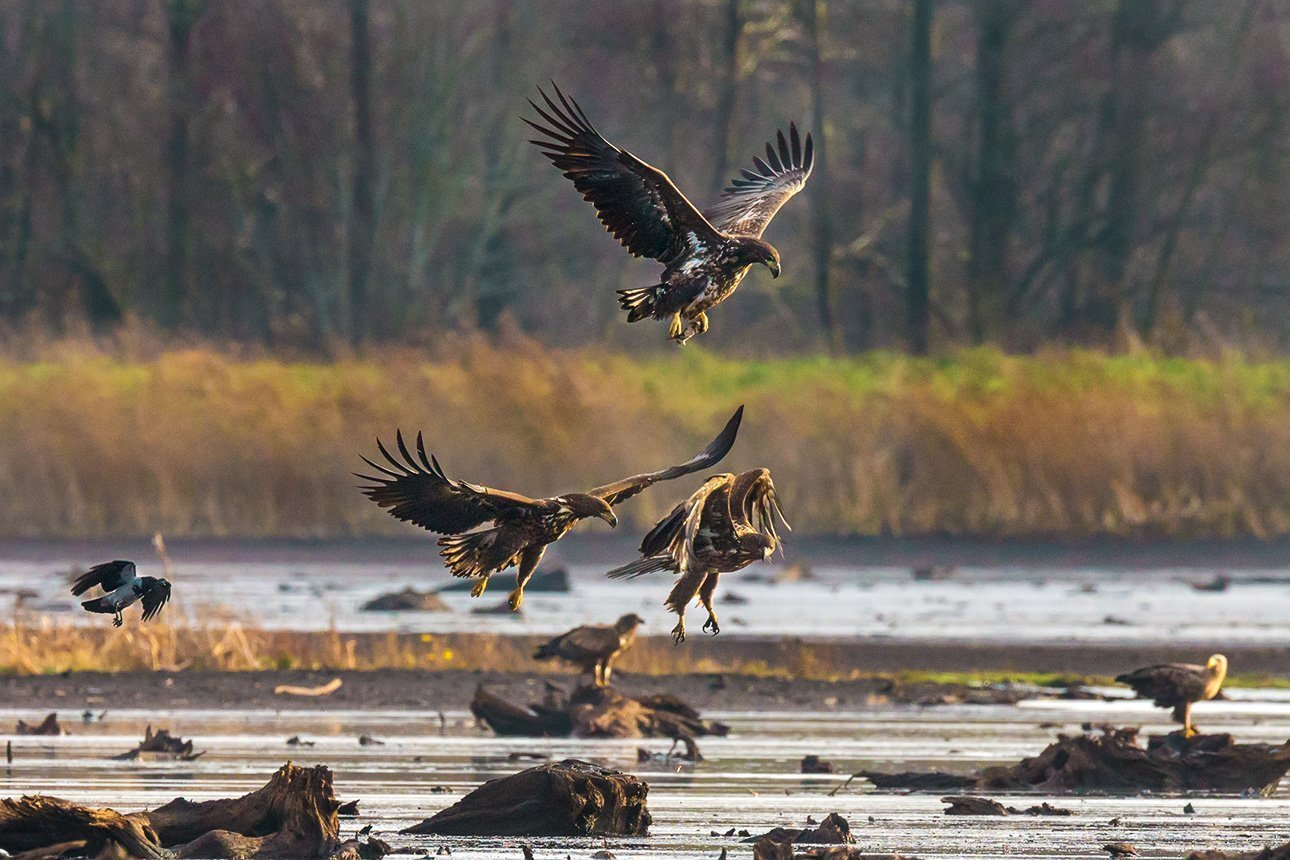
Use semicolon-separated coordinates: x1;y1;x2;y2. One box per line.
800;755;835;774
15;714;63;736
471;683;728;740
112;725;203;761
274;677;343;697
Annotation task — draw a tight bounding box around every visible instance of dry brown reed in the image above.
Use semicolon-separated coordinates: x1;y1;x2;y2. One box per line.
2;336;1289;538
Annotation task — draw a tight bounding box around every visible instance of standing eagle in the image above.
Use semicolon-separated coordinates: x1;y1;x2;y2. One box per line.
525;83;813;344
1115;654;1228;737
607;468;787;644
357;407;743;611
70;560;171;628
533;613;644;687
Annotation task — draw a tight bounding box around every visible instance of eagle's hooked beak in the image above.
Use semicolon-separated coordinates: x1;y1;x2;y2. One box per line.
598;510;619;528
767;259;781;278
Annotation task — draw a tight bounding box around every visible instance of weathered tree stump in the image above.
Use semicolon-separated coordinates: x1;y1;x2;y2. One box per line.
941;796;1008;816
857;728;1290;795
745;813;855;846
360;588;449;612
113;725;204;761
1186;845;1290;860
471;683;727;740
402;759;651;837
0;763;352;859
15;713;63;736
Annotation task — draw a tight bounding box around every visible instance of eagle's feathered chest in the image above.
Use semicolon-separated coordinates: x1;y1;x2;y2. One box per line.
692;524;767;573
663;241;752;314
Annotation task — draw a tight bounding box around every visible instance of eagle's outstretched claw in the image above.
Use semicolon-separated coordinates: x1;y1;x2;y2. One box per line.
113;612;123;628
507;587;524;612
703;613;720;636
470;578;489;598
671;619;686;645
694;312;710;334
668;313;684;341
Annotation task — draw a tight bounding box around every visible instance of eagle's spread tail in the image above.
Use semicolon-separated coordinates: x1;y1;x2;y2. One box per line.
606;556;672;580
617;285;667;322
438;529;501;579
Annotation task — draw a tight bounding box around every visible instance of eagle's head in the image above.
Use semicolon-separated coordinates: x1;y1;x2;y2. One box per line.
742;532;776;560
734;237;780;278
615;613;645;633
556;493;618;527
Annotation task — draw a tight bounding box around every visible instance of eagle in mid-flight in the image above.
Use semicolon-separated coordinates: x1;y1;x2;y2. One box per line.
357;407;744;611
607;468;788;644
525;84;813;344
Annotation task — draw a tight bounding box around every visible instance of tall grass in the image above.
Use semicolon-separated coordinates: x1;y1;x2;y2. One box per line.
2;335;1289;537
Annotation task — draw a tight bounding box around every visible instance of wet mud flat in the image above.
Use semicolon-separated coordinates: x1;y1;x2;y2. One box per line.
1;693;1288;858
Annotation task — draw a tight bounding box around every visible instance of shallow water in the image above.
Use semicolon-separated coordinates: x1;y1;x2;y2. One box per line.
4;551;1290;644
1;695;1287;858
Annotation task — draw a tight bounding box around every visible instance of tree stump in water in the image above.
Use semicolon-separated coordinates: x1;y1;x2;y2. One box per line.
1186;845;1290;860
402;759;651;837
113;725;204;761
471;683;728;740
0;796;164;858
15;713;64;736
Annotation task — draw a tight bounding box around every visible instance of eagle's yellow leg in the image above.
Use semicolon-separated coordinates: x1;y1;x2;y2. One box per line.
694;311;710;334
671;616;686;645
507;586;524;612
470;577;489;598
1181;701;1197;737
668;313;683;340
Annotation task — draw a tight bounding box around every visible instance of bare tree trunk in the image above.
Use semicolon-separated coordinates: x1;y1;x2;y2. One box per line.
965;0;1018;344
905;0;933;354
651;0;677;165
162;0;202;330
801;0;838;349
709;0;742;195
347;0;376;346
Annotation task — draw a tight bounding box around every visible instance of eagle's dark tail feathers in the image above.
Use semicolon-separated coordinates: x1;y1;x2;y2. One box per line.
617;285;667;323
606;556;672;580
80;596;115;614
438;529;500;579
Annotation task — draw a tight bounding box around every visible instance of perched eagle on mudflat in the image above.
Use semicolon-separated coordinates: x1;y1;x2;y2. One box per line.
607;468;787;644
525;83;813;344
533;613;644;687
1116;654;1227;737
70;560;172;628
357;407;744;611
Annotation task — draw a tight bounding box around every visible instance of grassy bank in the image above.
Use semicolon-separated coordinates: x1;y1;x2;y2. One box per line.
2;339;1289;538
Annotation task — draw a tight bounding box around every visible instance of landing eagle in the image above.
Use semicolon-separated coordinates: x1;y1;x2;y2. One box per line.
357;407;743;610
607;468;788;644
525;83;813;344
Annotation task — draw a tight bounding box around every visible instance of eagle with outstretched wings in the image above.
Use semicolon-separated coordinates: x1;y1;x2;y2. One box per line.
357;407;744;611
525;83;813;344
607;468;788;644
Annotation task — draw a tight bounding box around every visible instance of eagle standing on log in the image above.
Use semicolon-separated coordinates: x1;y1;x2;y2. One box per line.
525;83;813;344
533;613;644;687
607;468;787;644
1115;654;1228;737
357;407;743;611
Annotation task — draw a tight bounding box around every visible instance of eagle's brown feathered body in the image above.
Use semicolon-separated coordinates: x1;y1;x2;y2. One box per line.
1115;654;1227;736
607;468;788;644
357;407;743;611
525;83;812;344
533;613;644;687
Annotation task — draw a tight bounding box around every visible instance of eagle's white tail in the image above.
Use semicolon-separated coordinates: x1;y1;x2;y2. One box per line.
617;285;666;323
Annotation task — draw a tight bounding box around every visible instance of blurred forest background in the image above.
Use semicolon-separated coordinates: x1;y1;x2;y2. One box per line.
3;0;1290;541
3;0;1289;354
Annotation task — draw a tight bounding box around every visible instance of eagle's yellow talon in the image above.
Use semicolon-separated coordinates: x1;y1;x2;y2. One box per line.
507;588;524;611
694;312;710;334
470;578;489;598
671;620;686;645
668;313;683;340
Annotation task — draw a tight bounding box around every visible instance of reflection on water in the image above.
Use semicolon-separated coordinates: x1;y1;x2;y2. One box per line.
4;554;1290;643
0;696;1286;858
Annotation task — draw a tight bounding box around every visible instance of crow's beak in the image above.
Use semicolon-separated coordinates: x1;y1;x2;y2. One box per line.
768;259;781;278
599;510;619;528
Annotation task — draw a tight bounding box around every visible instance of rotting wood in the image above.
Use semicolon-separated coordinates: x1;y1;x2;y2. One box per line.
471;683;728;740
402;759;650;837
112;725;204;761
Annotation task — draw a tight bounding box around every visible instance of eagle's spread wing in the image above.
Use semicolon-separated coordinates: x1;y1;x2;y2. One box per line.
70;560;136;596
703;123;813;238
525;83;721;264
673;474;735;573
1116;663;1207;707
357;431;549;535
589;406;744;507
729;468;790;544
140;580;171;622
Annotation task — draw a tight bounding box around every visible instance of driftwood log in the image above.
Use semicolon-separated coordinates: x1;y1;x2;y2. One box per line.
402;759;650;837
940;796;1074;816
360;588;449;612
744;812;854;845
0;762;373;859
1187;845;1290;860
112;725;204;761
471;683;728;740
15;714;63;736
857;728;1290;795
748;815;921;860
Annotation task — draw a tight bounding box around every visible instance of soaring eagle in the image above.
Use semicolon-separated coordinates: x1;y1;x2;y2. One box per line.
357;407;744;611
533;613;644;687
607;468;787;644
525;83;813;344
70;560;171;628
1115;654;1228;737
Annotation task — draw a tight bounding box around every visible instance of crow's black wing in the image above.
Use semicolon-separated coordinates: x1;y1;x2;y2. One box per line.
70;560;136;596
140;580;171;622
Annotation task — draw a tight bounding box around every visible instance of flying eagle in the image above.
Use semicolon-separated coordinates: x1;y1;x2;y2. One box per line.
607;468;787;644
533;613;644;687
70;560;171;628
358;407;744;611
1115;654;1228;737
525;83;813;344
